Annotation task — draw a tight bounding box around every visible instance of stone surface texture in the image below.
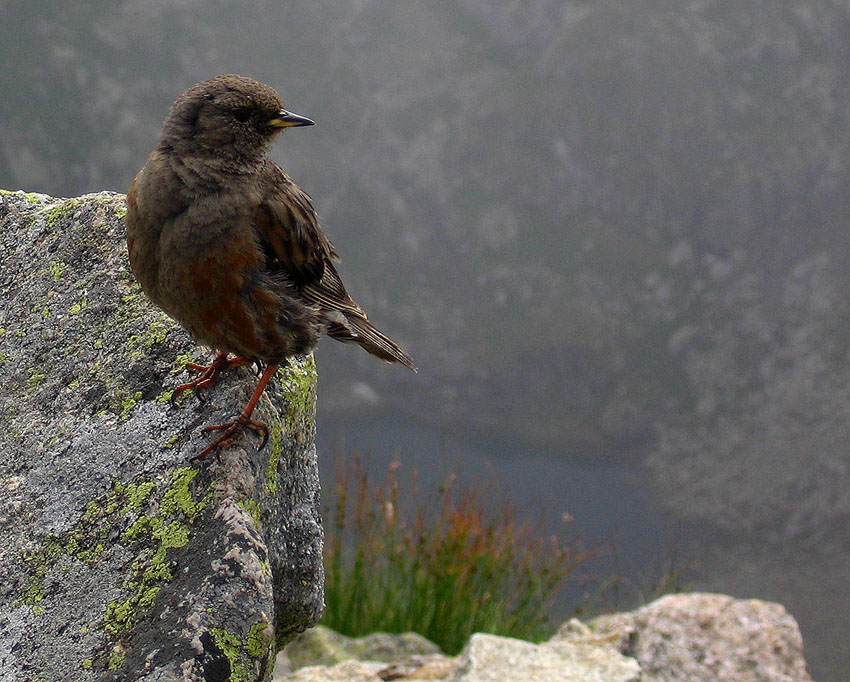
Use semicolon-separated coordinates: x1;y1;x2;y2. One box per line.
282;625;442;671
449;631;640;682
589;592;813;682
274;593;813;682
0;190;324;681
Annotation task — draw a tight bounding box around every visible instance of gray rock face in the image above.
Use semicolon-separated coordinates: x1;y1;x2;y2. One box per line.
590;592;812;682
0;190;324;680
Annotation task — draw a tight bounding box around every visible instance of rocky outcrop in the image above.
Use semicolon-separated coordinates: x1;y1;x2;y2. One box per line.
276;593;812;682
0;190;324;680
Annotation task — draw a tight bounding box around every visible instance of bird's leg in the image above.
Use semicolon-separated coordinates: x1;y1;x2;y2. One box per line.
192;362;279;461
171;351;249;404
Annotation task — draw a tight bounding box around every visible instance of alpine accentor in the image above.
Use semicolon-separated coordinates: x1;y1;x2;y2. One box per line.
126;74;415;459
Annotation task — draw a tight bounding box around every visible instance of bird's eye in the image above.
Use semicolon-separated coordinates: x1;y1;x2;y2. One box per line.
233;107;252;123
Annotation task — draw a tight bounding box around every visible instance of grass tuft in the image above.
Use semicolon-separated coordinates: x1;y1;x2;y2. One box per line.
321;456;590;654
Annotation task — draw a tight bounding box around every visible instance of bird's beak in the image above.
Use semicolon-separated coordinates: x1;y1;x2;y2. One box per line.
268;109;315;128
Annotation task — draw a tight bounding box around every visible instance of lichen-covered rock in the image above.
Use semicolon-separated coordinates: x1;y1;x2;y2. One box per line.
0;190;324;681
588;592;812;682
281;625;442;671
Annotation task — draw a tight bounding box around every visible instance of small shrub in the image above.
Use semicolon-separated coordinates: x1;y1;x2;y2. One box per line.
321;456;591;654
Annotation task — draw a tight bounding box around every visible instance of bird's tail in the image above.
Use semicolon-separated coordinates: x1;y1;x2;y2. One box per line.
326;313;417;372
301;264;417;371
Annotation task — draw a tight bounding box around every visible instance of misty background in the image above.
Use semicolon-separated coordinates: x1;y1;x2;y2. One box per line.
2;1;848;676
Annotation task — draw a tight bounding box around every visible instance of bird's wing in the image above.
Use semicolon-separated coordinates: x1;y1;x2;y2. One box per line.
254;161;338;285
255;162;416;371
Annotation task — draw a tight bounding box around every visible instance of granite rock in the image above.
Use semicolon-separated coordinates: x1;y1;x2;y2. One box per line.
0;190;324;680
589;592;813;682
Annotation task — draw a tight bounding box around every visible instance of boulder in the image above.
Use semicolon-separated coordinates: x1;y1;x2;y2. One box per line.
274;593;813;682
450;631;640;682
282;625;442;671
589;592;813;682
0;190;324;680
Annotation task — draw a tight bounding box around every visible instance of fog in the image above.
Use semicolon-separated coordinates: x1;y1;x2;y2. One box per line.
2;1;848;675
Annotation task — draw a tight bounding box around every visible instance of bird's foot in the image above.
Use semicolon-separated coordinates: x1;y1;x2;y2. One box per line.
188;362;278;461
192;414;269;461
171;351;248;405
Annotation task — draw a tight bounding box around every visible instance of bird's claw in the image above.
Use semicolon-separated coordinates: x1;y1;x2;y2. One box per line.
171;353;248;406
192;415;269;461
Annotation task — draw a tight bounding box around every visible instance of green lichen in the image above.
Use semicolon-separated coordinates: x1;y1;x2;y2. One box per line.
245;621;271;658
126;319;170;349
26;368;48;388
117;392;141;420
82;500;103;523
265;416;283;496
103;600;133;635
171;352;196;373
99;384;144;422
119;480;156;511
208;628;257;682
20;466;210;669
21;538;64;605
279;355;317;433
0;189;41;203
265;355;317;495
103;468;206;638
44;198;82;228
160;467;204;521
153;520;190;549
75;543;106;564
48;261;66;282
154;389;174;404
107;651;126;670
238;498;261;526
68;297;88;314
120;516;163;544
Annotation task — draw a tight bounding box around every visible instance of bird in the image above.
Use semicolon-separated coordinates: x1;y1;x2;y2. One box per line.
126;74;415;460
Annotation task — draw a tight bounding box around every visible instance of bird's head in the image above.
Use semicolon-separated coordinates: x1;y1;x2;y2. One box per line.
160;74;314;162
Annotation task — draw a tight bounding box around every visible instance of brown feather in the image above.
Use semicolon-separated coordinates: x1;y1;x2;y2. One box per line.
256;161;416;371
